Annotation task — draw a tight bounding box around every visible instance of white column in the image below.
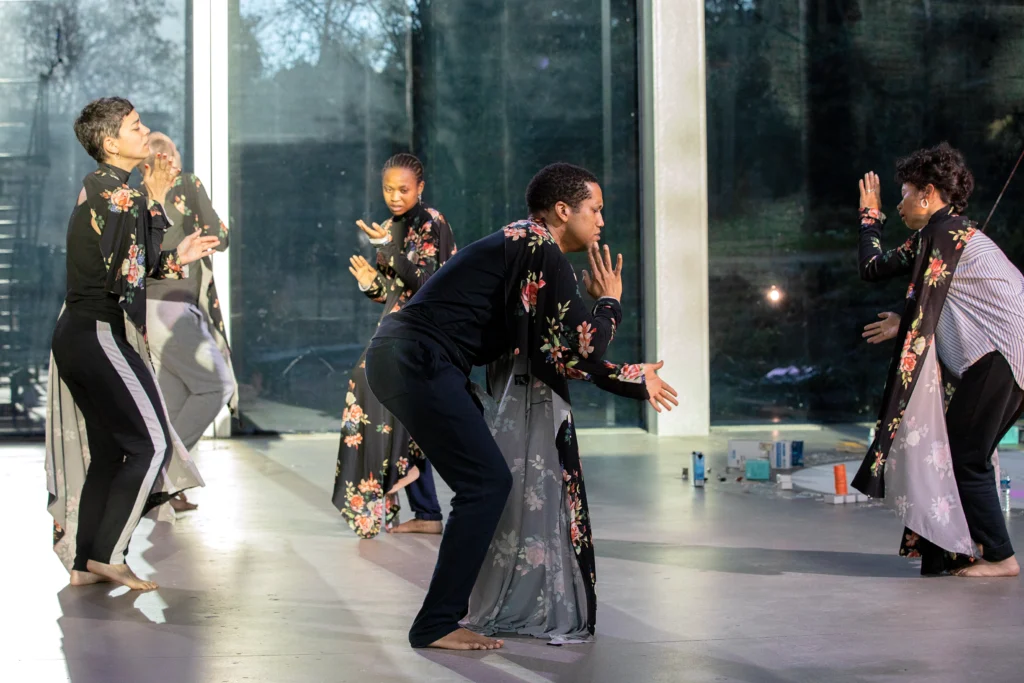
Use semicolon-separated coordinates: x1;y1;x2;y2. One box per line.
194;0;233;437
641;0;710;436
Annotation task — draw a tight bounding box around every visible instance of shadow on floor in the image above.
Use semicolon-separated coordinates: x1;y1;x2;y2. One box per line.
596;539;916;578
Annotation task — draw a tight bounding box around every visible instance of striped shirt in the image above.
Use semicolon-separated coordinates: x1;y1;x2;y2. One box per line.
935;231;1024;386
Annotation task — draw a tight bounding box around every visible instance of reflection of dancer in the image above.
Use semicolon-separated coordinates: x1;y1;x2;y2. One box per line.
854;143;1023;578
332;154;454;538
364;163;677;650
47;98;218;590
142;133;236;513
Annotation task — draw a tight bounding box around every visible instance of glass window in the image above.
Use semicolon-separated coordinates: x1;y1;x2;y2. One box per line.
229;0;643;433
0;0;189;436
705;0;1024;424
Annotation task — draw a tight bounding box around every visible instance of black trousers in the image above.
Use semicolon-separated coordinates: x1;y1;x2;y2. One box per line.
406;460;443;521
51;309;174;571
945;351;1022;563
365;336;512;647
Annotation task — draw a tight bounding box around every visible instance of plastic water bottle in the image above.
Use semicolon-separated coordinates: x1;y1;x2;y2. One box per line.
1000;473;1011;513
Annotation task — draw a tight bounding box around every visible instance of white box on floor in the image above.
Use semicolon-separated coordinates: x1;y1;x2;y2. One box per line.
845;494;858;504
856;494;870;503
728;440;772;469
829;495;845;505
770;441;805;469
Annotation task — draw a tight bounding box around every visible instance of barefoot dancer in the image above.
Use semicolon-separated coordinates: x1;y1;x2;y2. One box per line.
46;98;217;590
463;165;677;643
364;163;677;650
332;154;454;538
854;143;1023;578
140;133;237;513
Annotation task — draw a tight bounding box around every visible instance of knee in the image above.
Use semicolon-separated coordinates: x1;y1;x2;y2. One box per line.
485;463;513;498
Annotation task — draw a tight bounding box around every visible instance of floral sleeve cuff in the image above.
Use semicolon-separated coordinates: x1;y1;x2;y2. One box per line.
159;250;187;280
860;207;887;224
593;297;623;325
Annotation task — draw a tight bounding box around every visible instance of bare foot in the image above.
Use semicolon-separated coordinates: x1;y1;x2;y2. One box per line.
170;493;198;512
69;570;111;586
85;560;158;591
427;628;504;650
392;519;443;535
955;556;1020;578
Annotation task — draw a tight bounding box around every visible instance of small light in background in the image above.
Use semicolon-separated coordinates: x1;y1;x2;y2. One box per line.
767;285;783;304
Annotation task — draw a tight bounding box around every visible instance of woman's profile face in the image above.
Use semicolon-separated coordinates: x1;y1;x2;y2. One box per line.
382;168;423;217
897;182;932;231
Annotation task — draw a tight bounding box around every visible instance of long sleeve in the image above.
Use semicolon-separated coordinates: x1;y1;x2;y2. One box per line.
546;251;649;401
144;194;186;281
191;174;229;250
361;273;387;303
377;212;450;294
859;208;917;282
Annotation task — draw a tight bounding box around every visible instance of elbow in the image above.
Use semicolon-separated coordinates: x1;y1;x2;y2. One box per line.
858;262;881;283
588;338;612;362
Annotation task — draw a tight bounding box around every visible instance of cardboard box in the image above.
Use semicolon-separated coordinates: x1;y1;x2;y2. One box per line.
728;440;772;469
745;459;771;481
770;441;804;469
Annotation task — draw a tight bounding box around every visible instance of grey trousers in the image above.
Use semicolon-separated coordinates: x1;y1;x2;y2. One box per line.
146;300;233;451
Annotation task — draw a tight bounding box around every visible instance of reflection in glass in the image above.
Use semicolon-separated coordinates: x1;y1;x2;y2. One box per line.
0;0;187;436
229;0;643;432
706;0;1024;424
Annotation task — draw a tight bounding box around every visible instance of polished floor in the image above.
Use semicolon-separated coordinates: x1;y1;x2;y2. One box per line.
5;427;1024;683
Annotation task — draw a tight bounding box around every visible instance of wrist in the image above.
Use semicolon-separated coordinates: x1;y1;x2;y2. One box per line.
146;184;169;204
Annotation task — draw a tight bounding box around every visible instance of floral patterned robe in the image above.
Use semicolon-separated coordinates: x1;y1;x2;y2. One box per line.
466;220;649;640
332;204;455;538
46;164;205;570
149;173;237;413
852;205;980;564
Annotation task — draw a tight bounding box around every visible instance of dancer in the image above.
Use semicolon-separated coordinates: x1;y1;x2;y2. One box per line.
142;133;236;513
462;167;677;644
332;154;454;538
853;142;1023;578
46;98;218;590
364;163;678;650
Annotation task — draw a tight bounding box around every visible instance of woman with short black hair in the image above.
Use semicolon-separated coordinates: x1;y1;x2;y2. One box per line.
46;97;219;590
854;142;1023;578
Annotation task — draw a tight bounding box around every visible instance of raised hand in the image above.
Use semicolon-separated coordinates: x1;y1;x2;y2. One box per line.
863;311;901;344
349;254;379;288
356;219;389;242
644;361;679;413
859;171;881;211
176;228;220;265
581;243;623;301
142;153;180;205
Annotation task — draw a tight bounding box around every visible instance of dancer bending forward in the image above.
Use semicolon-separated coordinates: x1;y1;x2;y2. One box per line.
364;163;677;650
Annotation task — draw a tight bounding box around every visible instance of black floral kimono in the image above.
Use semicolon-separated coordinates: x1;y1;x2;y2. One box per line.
853;206;979;563
466;220;649;640
148;172;238;412
332;204;456;538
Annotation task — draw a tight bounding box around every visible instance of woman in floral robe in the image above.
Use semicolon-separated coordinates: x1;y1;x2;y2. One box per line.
853;143;1023;578
331;154;456;538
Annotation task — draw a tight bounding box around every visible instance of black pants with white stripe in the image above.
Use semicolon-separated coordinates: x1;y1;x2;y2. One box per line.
51;309;174;571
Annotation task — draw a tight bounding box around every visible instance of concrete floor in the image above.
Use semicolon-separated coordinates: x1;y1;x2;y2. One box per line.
4;427;1024;683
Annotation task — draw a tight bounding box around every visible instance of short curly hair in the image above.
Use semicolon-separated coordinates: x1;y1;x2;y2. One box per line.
74;97;135;163
895;142;975;213
525;163;599;214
